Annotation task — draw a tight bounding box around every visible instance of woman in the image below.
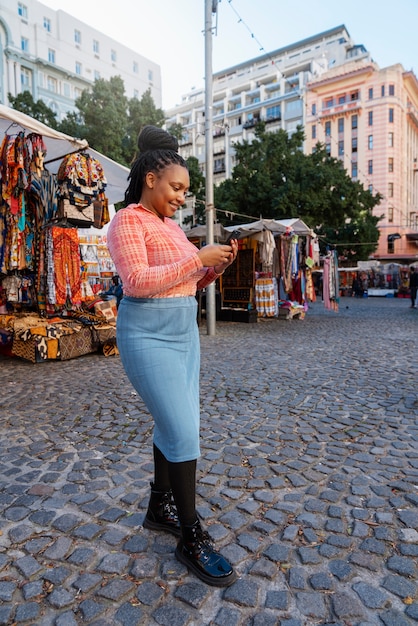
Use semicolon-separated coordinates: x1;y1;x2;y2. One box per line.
107;126;238;587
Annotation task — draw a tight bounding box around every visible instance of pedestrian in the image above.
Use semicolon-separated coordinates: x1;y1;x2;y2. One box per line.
106;125;238;587
409;266;418;308
100;275;123;307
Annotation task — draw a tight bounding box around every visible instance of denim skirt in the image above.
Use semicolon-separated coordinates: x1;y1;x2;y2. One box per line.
116;296;200;462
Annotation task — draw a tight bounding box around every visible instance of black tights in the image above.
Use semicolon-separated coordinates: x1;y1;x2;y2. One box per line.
153;444;197;526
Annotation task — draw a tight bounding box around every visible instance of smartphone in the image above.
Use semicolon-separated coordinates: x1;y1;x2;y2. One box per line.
225;229;241;244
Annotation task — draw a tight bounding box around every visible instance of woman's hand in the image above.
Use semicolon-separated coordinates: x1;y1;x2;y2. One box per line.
197;241;238;273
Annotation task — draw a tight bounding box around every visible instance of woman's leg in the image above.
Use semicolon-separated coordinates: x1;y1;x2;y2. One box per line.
143;445;181;537
168;458;236;587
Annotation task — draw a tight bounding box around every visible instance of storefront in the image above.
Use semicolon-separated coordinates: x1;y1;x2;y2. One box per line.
0;105;129;362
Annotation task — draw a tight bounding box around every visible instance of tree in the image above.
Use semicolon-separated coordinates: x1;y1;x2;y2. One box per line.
123;88;165;164
8;91;58;129
183;156;206;226
215;123;382;261
167;122;184;142
64;76;128;164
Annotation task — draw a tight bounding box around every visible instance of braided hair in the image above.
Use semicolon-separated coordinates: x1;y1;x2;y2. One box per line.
125;125;188;205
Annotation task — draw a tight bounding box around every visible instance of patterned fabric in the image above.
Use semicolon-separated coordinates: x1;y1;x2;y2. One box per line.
255;277;278;317
107;204;220;298
50;227;82;306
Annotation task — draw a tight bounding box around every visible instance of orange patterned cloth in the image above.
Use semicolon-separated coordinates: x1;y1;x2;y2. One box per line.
51;227;82;306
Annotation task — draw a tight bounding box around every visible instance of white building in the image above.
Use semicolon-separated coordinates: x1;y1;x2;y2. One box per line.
0;0;161;120
165;25;370;184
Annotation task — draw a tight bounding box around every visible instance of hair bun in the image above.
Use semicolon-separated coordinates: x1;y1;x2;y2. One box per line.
137;125;178;152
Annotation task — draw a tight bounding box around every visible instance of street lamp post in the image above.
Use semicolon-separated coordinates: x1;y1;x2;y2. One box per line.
204;0;216;335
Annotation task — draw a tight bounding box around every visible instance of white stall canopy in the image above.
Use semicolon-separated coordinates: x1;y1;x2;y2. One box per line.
0;104;129;205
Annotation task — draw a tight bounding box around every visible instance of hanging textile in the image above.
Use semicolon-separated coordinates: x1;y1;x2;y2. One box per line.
323;249;339;312
57;152;109;228
255;277;278;317
50;226;82;306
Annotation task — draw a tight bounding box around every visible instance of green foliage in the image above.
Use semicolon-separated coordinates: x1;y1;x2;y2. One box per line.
71;76;128;165
215;123;382;261
8;91;58;129
167;122;184;142
123;89;165;164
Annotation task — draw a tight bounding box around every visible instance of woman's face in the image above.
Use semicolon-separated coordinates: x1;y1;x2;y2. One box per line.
143;164;190;219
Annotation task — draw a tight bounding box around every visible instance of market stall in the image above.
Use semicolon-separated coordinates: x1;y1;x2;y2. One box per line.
0;105;129;361
186;218;321;322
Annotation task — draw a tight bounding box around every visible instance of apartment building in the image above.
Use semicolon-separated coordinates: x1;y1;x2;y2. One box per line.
0;0;161;120
305;61;418;262
165;25;370;185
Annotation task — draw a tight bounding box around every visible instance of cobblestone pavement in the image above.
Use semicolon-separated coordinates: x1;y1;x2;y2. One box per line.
0;297;417;626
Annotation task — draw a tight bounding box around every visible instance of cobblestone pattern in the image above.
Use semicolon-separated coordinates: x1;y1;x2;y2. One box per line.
0;297;417;625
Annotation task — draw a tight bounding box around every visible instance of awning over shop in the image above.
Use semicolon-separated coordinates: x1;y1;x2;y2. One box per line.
225;217;316;237
0;104;129;205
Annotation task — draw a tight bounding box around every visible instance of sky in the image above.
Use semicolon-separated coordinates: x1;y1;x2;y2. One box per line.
41;0;418;110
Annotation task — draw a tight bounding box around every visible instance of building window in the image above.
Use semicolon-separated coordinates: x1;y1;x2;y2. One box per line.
368;184;373;194
388;157;394;172
111;49;117;63
352;137;358;152
93;40;100;55
75;62;82;75
74;29;81;44
389;84;395;96
266;105;280;119
351;115;358;130
18;3;28;18
21;37;29;52
388;207;394;223
312;124;316;139
368;87;373;100
148;69;153;82
338;140;344;156
325;121;331;136
134;89;139;99
324;97;334;109
21;67;32;89
74;87;82;99
389;108;394;123
368;111;373;126
47;76;57;93
63;82;71;97
368;159;373;174
388;182;394;197
311;103;316;115
48;48;55;63
214;157;225;173
43;17;51;32
338;118;344;133
325;143;331;155
381;85;385;97
351;90;359;101
338;94;346;104
94;70;100;80
368;135;373;150
351;162;358;178
388;132;394;147
133;61;138;73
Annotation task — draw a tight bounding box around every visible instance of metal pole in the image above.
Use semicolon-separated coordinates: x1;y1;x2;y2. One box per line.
205;0;216;335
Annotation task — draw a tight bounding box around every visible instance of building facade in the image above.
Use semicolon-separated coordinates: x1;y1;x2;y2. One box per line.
0;0;162;120
165;25;370;185
304;61;418;262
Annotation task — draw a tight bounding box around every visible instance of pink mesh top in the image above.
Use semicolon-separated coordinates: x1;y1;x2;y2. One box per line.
106;204;220;298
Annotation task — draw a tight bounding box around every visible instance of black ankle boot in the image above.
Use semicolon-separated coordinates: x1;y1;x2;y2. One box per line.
143;483;181;537
175;518;236;587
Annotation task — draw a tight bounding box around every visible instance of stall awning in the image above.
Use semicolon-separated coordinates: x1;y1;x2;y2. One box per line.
225;217;316;237
0;104;129;205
